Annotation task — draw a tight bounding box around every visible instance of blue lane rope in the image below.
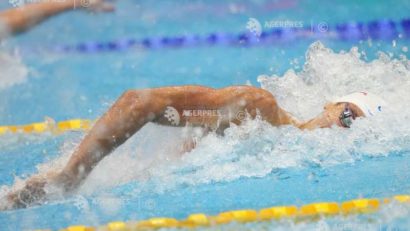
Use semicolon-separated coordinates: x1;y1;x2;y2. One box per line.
52;18;410;53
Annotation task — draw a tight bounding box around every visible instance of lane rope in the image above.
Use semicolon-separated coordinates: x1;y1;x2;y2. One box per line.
0;118;92;135
33;194;410;231
46;18;410;53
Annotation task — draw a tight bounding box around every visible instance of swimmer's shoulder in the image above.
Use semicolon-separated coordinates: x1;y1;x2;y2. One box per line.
218;85;274;98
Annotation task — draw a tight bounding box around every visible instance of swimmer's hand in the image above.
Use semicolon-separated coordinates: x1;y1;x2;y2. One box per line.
4;176;47;210
180;137;198;154
1;172;62;210
75;0;116;13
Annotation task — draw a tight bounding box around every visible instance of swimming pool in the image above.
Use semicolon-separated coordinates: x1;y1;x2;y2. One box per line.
1;0;410;230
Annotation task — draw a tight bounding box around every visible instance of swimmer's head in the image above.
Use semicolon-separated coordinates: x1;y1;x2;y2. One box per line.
300;91;386;129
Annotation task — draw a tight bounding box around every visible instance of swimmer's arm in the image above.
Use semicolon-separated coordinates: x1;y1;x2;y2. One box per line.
1;90;154;210
179;127;212;154
64;89;298;168
0;0;114;36
56;90;161;191
253;92;302;128
4;90;161;210
0;1;77;35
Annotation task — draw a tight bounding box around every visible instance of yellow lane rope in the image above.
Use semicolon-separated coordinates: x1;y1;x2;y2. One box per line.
34;194;409;231
0;118;92;135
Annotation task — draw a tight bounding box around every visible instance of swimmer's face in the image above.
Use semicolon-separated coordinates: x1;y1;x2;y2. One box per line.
300;102;365;129
321;102;365;128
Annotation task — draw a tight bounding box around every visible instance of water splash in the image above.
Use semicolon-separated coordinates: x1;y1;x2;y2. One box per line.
45;42;407;195
2;42;410;199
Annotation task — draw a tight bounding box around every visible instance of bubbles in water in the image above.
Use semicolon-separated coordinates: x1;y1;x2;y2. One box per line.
0;51;29;90
95;194;123;216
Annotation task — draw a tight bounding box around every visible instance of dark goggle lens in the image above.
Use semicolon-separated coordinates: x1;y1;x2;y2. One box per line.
340;116;353;127
340;106;354;128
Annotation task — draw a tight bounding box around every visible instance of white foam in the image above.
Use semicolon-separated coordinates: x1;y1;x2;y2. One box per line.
65;42;410;194
130;41;410;191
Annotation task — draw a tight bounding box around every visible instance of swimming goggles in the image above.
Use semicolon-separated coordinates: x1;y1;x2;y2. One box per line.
339;103;355;128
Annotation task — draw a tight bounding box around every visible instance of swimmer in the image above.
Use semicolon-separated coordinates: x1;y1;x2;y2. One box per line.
0;0;115;39
0;86;385;210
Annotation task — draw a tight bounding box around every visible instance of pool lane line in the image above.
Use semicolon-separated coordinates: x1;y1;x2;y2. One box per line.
0;118;92;135
46;18;410;54
33;195;410;231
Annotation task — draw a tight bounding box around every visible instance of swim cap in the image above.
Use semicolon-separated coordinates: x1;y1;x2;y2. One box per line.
333;91;386;117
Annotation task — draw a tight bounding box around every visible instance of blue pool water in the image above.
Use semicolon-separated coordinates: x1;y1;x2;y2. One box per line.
1;0;410;230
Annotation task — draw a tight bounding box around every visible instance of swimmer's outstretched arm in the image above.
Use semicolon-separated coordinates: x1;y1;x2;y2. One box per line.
54;87;301;193
0;0;114;37
4;89;167;209
56;90;165;191
4;86;301;210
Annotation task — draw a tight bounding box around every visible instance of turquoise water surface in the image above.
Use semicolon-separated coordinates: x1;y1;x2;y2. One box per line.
1;0;410;230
